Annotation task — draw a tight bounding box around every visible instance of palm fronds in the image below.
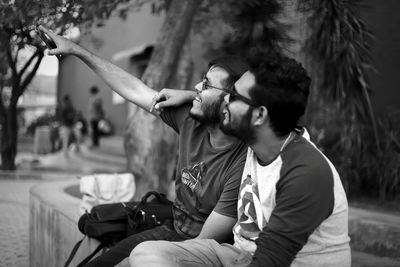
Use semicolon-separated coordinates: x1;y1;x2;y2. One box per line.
303;0;400;200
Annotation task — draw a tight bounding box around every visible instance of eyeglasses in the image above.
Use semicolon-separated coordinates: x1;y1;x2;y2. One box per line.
201;74;258;107
201;74;230;93
225;85;258;107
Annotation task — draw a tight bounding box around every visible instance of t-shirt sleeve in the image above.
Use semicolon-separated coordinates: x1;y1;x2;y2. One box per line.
213;156;246;218
249;164;334;267
159;105;191;133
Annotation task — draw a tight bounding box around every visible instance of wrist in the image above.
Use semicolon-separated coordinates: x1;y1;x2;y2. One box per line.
72;44;86;57
186;91;197;101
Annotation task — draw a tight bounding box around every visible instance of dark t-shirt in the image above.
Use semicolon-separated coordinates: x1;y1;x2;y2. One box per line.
160;105;247;238
61;104;76;127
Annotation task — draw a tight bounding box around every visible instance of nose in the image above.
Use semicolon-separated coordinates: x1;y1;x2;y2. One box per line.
194;81;203;92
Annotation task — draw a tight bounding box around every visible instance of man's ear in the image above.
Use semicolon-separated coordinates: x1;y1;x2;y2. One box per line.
253;106;268;126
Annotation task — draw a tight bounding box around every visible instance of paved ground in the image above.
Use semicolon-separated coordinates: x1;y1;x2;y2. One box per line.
0;135;126;267
0;180;38;267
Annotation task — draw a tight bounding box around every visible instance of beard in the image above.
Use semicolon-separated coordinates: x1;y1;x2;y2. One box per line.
220;106;257;145
190;94;224;125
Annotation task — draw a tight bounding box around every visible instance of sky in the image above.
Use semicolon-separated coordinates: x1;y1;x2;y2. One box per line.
36;55;58;76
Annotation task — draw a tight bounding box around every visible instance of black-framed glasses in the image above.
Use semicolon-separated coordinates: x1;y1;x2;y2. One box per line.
225;85;258;107
201;74;258;107
201;74;230;93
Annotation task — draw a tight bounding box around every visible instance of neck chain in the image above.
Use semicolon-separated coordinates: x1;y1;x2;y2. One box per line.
257;131;294;166
279;131;293;152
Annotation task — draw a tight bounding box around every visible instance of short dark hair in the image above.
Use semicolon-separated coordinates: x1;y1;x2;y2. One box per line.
63;94;70;102
208;56;248;88
90;86;99;95
247;49;311;137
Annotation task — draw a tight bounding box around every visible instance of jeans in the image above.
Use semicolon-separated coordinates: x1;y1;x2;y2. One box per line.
130;239;252;267
90;119;100;146
83;220;186;267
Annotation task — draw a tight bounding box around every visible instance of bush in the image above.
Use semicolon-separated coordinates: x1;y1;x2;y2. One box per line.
309;107;400;202
26;112;57;135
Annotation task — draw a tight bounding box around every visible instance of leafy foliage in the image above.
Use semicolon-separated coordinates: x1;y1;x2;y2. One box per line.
302;0;399;200
194;0;288;59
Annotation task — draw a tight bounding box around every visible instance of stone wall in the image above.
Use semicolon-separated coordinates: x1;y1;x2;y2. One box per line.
30;180;400;266
30;180;85;267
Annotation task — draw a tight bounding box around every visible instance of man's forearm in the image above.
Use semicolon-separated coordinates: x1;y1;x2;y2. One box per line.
196;211;236;243
72;45;156;112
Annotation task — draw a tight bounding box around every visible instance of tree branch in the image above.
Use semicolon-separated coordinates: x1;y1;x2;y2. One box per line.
18;51;44;98
14;47;20;64
18;48;42;80
6;46;18;80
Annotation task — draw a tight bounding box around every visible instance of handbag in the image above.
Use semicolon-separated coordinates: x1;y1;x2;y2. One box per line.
65;191;173;267
79;173;135;214
98;119;112;135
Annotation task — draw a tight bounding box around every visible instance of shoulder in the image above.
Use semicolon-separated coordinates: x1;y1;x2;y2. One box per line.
278;137;335;192
94;97;102;104
160;105;192;133
221;142;247;184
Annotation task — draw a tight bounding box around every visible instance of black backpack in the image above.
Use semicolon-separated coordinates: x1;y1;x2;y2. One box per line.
65;191;173;267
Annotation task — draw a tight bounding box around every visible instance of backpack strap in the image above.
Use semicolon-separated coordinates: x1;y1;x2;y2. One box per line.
64;236;110;267
64;237;85;267
76;240;110;267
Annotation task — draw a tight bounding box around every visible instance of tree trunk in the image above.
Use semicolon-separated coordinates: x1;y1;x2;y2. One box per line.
0;44;44;170
1;105;18;170
124;0;200;198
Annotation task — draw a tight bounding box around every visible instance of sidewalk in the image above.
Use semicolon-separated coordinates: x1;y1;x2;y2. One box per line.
0;180;38;267
0;135;126;267
14;135;127;176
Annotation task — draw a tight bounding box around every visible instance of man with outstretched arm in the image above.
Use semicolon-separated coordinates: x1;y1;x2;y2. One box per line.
39;26;248;266
130;50;351;267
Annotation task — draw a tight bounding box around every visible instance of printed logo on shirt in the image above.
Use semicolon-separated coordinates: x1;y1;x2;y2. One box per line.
181;161;207;193
237;174;265;239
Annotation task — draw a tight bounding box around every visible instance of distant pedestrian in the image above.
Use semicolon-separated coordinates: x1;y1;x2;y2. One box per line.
50;100;62;152
60;94;79;156
88;86;105;148
74;110;87;145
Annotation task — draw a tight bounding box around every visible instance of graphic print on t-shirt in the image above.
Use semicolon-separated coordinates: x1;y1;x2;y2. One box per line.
237;174;265;239
181;161;207;194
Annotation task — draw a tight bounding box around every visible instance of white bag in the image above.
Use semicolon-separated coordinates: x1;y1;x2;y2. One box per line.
79;173;135;214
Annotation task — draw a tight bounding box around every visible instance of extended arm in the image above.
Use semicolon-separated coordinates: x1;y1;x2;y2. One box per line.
39;26;156;113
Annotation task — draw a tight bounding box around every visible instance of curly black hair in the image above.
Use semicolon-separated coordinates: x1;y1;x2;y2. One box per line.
247;49;311;137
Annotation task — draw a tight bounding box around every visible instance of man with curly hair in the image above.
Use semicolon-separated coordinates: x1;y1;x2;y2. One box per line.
130;50;351;267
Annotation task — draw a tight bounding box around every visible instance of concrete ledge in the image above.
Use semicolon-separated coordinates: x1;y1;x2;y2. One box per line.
349;207;400;258
29;180;100;267
29;180;400;266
